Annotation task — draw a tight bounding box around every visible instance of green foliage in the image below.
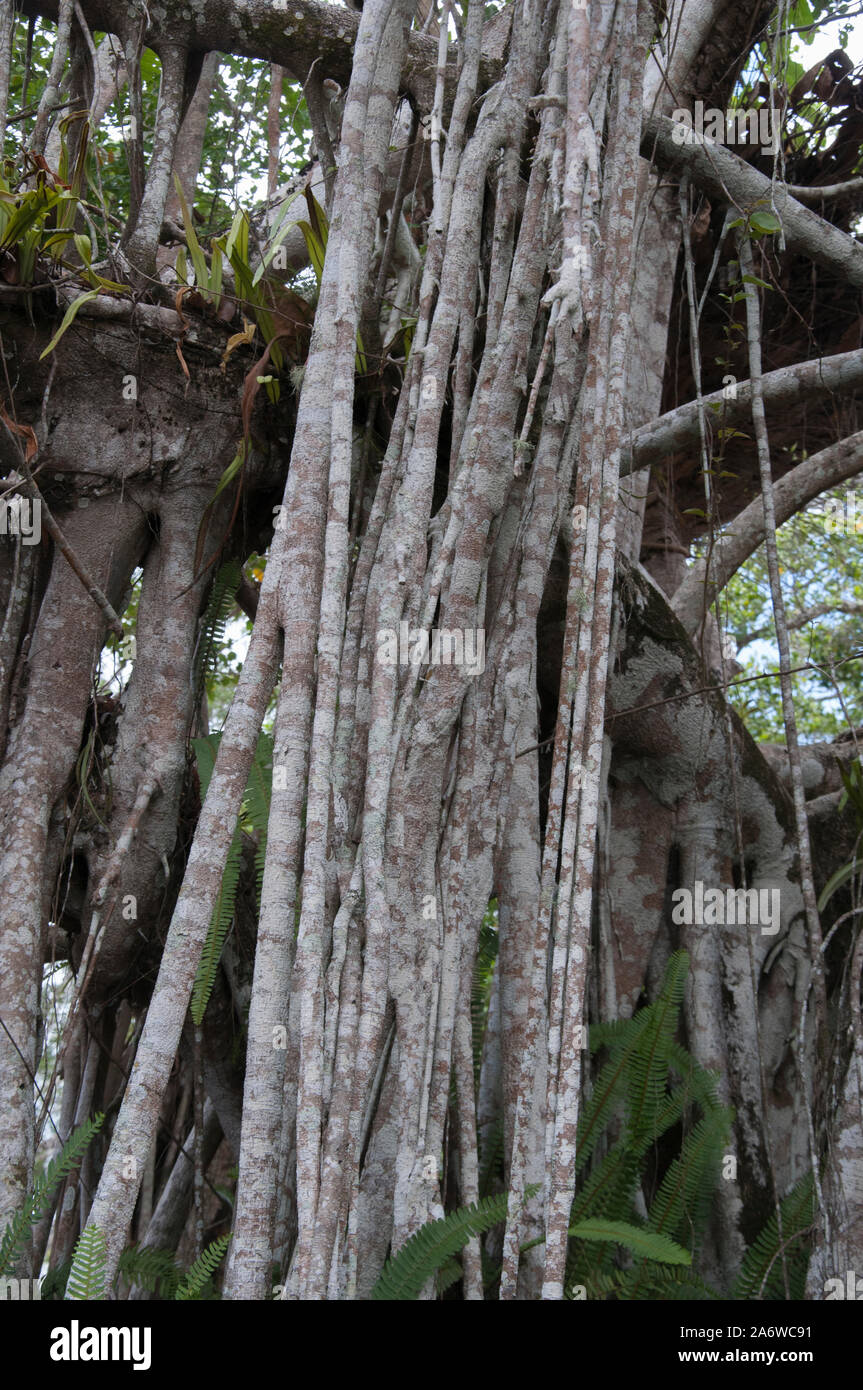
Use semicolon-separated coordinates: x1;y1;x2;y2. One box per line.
0;173;70;280
733;1173;815;1299
562;951;732;1299
191;820;242;1026
43;1241;222;1301
67;1224;108;1300
39;1258;73;1301
382;955;732;1300
39;288;102;359
174;1234;231;1300
702;486;863;741
567;1219;690;1266
243;732;273;910
0;1114;104;1277
4;26;311;227
190;730;273;1023
55;1232;227;1303
471;901;499;1091
747;210;781;239
817;756;863;913
370;1190;520;1301
117;1245;182;1298
174;175;223;310
0;111;129;317
194;560;243;686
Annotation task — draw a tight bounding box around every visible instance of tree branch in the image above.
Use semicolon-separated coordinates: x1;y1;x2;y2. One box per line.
22;0;505;110
625;348;863;476
783;174;863;204
672;428;863;634
736;600;863;650
642;114;863;290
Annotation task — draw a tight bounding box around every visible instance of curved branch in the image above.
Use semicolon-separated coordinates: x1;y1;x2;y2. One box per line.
625;348;863;476
672;428;863;634
22;0;506;110
783;175;863;204
641;114;863;290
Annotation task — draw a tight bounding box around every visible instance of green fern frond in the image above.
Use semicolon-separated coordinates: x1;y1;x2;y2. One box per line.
40;1257;72;1301
623;950;689;1146
565;1144;642;1294
616;1261;722;1301
576;1012;651;1170
370;1191;515;1301
567;1268;619;1299
174;1234;231;1301
191;825;243;1025
190;730;274;1021
116;1244;181;1297
569;1140;641;1229
67;1224;108;1300
194;559;242;686
568;1218;691;1266
576;952;690;1171
733;1173;815;1300
435;1257;463;1294
646;1106;732;1248
0;1114;104;1277
564;953;731;1299
478;1113;506;1198
652;1048;723;1142
471;904;498;1089
191;732;220;800
663;1040;724;1114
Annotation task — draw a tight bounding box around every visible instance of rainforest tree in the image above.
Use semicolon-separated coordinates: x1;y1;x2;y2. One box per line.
0;0;862;1301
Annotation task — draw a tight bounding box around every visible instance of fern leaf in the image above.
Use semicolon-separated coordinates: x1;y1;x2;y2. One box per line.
568;1219;691;1266
174;1233;231;1300
67;1224;108;1300
663;1040;724;1114
646;1106;731;1247
192;732;221;800
191;826;243;1024
117;1244;181;1296
569;1139;641;1228
370;1192;514;1301
733;1173;815;1299
39;1258;73;1301
623;950;689;1147
612;1259;722;1300
478;1113;505;1198
576;1012;651;1170
471;905;498;1090
194;559;242;686
577;953;690;1170
190;729;276;1021
435;1257;464;1294
0;1114;104;1277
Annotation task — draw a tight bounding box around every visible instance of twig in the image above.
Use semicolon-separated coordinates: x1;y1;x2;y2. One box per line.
738;225;829;1252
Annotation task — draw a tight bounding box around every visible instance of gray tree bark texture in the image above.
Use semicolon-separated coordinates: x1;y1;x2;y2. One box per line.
0;0;861;1302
